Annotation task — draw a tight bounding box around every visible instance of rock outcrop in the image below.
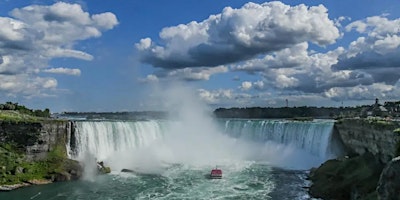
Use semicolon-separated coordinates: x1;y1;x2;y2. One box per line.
309;152;384;200
0;120;72;161
0;120;83;190
334;119;400;163
309;118;400;199
377;156;400;199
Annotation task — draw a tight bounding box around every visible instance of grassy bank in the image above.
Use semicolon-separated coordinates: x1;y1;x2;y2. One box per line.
0;110;42;123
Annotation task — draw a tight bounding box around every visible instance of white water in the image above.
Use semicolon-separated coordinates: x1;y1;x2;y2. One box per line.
71;121;166;161
223;119;335;158
67;119;337;172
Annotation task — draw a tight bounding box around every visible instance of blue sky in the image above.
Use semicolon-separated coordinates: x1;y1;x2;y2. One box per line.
1;0;400;112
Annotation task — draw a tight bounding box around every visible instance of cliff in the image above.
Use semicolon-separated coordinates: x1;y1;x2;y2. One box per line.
0;119;82;190
0;120;72;161
334;118;400;163
309;118;400;199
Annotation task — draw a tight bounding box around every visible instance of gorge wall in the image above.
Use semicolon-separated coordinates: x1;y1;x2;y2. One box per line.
0;120;71;161
309;119;400;199
334;119;400;163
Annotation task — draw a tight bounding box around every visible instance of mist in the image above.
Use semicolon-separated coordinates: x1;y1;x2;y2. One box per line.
84;83;330;175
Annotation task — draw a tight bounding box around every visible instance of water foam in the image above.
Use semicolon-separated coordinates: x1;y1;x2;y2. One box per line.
68;118;337;171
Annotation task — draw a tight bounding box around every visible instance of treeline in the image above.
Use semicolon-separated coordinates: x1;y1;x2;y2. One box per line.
0;102;50;118
213;106;365;119
61;111;168;120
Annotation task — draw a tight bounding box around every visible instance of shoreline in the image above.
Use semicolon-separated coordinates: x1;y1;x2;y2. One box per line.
0;179;52;192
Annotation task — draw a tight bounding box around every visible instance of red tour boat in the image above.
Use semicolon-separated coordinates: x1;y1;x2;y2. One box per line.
210;167;222;179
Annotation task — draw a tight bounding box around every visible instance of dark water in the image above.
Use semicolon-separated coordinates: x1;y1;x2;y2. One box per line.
0;163;312;200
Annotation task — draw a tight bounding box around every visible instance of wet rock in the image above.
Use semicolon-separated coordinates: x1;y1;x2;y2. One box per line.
377;156;400;200
52;171;71;182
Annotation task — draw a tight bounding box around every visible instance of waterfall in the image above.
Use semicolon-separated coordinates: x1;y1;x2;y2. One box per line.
68;120;166;160
68;119;340;169
222;119;336;159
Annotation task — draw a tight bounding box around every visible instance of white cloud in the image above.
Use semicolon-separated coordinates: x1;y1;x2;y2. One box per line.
43;67;81;76
135;38;152;50
253;80;265;90
137;1;339;69
240;81;252;90
323;83;395;101
0;74;57;98
197;89;233;104
275;75;299;89
144;65;228;82
334;16;400;85
138;74;159;83
0;17;26;41
0;2;118;97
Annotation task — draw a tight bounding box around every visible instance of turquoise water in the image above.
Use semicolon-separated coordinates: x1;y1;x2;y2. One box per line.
0;119;334;199
0;163;310;200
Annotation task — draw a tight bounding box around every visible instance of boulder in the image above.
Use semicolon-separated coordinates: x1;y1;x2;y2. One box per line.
12;166;24;175
96;161;111;174
377;156;400;199
51;171;71;182
49;159;83;182
63;159;83;180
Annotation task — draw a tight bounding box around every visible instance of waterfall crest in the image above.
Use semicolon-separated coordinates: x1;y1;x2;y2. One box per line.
223;119;335;159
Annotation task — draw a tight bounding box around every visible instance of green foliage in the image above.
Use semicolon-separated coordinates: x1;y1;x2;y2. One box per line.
214;106;364;119
0;143;68;185
394;128;400;134
0;110;40;122
46;146;67;173
0;102;50;118
365;117;396;129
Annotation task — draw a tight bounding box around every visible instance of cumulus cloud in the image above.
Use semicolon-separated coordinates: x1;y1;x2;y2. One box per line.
168;65;228;81
0;2;118;97
43;68;81;76
0;74;57;98
232;43;352;93
143;65;228;82
253;80;265;90
240;81;252;90
136;1;339;69
198;89;233;104
333;16;400;84
323;83;396;101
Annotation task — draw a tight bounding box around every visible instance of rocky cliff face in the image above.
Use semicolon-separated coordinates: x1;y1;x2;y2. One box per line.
0;120;82;189
309;118;400;199
334;119;400;163
377;156;400;199
0;120;72;161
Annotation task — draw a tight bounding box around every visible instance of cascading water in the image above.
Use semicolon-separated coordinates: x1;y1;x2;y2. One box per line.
69;120;167;161
222;119;336;160
68;119;340;170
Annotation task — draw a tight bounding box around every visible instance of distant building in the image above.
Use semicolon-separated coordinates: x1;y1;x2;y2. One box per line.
361;98;389;117
384;100;400;117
